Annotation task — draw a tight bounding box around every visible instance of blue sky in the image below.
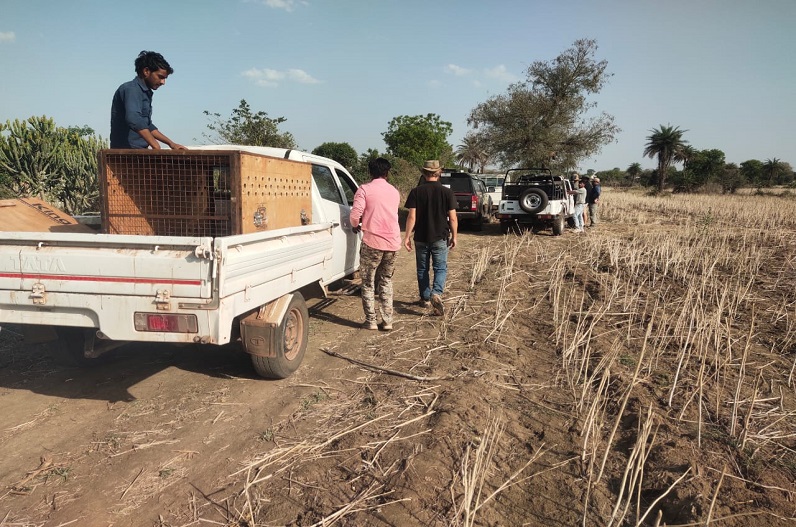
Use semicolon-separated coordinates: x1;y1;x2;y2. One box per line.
1;0;793;172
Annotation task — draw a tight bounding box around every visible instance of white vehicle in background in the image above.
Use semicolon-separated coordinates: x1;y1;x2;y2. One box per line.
478;174;504;213
495;168;574;236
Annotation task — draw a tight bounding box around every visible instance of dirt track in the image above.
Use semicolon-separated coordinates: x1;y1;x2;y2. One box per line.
0;224;509;526
4;203;796;527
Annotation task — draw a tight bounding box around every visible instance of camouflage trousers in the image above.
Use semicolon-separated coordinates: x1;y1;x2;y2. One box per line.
360;243;397;325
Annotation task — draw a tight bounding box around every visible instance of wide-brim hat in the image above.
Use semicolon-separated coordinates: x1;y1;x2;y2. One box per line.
421;160;442;173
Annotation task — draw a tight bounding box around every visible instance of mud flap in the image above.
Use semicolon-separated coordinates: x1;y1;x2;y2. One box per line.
239;294;294;358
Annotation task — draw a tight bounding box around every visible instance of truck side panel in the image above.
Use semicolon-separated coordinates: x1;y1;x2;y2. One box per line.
0;225;336;345
0;232;213;299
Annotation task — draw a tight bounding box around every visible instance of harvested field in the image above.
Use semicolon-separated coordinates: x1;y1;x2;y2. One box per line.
1;188;796;526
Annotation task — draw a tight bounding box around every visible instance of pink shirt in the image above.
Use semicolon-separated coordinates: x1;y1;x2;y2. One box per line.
349;178;401;252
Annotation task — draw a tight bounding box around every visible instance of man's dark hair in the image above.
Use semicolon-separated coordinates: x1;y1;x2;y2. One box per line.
134;51;174;75
368;157;391;179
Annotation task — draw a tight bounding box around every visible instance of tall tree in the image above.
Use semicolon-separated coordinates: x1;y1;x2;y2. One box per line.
721;163;744;194
312;142;358;171
382;113;453;168
643;125;688;191
740;159;764;188
762;158;790;186
203;99;297;148
467;39;620;170
455;133;490;173
626;162;642;185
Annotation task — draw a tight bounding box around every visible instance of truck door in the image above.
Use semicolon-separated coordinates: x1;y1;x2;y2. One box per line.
308;163;360;283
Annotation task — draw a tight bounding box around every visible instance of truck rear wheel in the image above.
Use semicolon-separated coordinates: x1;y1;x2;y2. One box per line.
250;293;309;379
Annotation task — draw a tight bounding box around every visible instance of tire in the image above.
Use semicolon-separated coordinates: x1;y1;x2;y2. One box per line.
518;188;548;214
552;214;565;236
251;293;309;379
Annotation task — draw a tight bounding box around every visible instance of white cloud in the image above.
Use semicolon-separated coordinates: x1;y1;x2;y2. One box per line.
484;64;516;83
245;0;304;11
444;63;517;85
243;67;320;87
287;69;320;84
445;64;471;76
0;32;15;43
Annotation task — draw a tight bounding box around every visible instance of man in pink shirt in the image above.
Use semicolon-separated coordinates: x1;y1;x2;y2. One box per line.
350;158;402;331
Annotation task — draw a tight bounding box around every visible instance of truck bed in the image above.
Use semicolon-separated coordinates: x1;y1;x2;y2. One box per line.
0;223;334;344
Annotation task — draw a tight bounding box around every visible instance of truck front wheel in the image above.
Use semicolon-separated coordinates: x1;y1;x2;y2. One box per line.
250;293;309;379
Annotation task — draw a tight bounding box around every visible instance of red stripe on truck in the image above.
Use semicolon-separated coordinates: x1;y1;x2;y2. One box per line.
0;272;202;286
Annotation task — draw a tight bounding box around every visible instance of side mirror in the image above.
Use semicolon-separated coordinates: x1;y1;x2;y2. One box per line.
487;186;495;192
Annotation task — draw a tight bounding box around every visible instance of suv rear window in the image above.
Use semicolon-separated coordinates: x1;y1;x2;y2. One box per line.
440;173;474;193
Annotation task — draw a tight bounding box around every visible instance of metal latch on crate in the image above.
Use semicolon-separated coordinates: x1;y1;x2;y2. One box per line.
30;282;46;305
253;206;268;229
155;289;172;311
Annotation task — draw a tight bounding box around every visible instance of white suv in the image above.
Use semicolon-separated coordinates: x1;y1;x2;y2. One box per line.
496;168;574;235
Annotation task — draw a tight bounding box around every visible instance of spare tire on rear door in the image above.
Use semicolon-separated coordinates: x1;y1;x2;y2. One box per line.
518;188;548;214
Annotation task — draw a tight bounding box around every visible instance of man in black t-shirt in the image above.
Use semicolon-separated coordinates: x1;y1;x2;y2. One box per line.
403;160;458;316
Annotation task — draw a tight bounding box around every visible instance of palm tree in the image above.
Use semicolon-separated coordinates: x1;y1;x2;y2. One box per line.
626;162;642;185
456;133;489;173
674;144;695;172
643;125;688;191
762;157;787;186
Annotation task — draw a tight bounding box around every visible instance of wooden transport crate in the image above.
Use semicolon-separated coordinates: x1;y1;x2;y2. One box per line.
99;149;312;236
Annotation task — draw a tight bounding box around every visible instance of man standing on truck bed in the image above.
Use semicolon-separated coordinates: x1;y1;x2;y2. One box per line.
111;50;186;150
403;160;458;317
349;158;402;331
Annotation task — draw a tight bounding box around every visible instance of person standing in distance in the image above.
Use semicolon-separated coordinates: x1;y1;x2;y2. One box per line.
403;160;458;316
349;158;402;331
587;177;601;227
568;179;587;233
111;50;186;150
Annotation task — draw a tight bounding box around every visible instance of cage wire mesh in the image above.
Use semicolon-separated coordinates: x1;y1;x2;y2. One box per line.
102;152;233;237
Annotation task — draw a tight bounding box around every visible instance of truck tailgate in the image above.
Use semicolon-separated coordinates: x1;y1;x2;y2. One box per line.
0;232;213;300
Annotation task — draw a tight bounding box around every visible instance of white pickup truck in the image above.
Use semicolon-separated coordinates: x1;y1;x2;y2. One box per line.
0;146;361;379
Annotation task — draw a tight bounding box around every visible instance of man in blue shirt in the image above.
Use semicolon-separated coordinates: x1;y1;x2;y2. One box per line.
587;177;601;227
110;51;186;150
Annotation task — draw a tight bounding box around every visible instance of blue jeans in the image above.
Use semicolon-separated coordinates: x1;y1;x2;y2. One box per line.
415;239;448;300
573;203;584;229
